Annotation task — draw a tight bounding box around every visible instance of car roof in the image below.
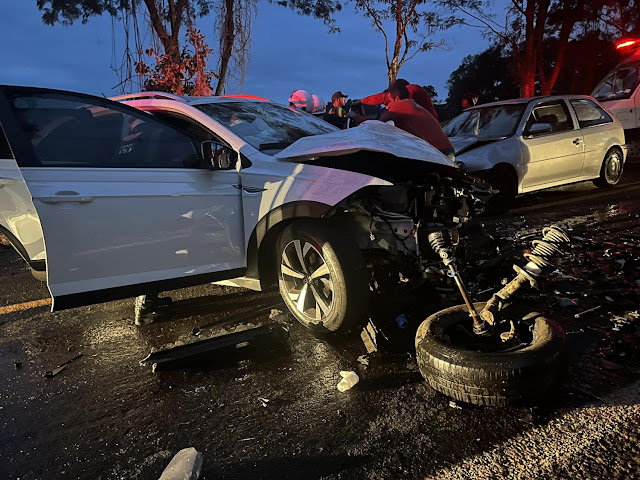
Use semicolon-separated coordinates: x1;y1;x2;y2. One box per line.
110;91;271;105
466;94;596;110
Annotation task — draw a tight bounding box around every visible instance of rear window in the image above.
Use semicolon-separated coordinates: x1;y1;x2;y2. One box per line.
0;126;12;159
570;99;613;128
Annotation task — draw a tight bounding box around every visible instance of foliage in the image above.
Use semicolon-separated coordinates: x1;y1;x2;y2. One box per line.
449;0;640;97
269;0;342;32
135;27;215;95
443;45;518;121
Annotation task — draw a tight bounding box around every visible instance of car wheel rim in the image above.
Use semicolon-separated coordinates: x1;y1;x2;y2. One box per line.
605;152;622;184
281;239;334;321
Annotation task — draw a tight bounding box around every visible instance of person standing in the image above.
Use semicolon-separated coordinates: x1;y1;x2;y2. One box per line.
348;82;455;160
324;91;349;129
357;79;439;120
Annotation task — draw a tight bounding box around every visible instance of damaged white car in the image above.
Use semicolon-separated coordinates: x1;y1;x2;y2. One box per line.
0;87;486;333
445;95;627;208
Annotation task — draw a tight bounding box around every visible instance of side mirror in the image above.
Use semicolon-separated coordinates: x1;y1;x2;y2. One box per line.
526;122;552;136
201;141;235;169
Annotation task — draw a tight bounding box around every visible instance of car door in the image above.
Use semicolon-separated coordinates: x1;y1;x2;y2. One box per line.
569;98;619;178
0;86;245;310
519;99;584;190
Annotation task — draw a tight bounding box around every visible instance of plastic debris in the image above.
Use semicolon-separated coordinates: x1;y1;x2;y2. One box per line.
361;319;382;354
337;371;359;392
158;447;203;480
449;400;462;410
395;314;408;329
258;397;270;407
43;353;82;378
357;355;369;366
574;305;602;318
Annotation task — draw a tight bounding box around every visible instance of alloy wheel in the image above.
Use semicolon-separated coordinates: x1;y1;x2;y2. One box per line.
605;151;622;184
280;239;334;322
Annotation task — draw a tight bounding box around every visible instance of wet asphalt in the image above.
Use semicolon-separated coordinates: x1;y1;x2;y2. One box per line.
1;166;640;480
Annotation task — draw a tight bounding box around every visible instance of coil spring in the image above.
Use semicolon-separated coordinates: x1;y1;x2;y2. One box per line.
428;230;454;264
428;230;453;253
523;225;570;269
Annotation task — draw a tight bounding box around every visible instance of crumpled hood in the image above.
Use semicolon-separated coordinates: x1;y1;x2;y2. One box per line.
450;136;481;153
450;135;507;155
275;121;455;168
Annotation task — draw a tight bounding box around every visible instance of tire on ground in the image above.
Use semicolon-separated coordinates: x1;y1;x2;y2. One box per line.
276;220;369;334
415;303;566;406
593;147;624;188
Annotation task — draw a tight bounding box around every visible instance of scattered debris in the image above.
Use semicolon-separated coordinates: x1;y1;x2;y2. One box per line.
361;320;380;354
43;353;82;378
258;397;270;407
574;305;602;319
357;355;370;366
395;314;408;329
158;447;203;480
13;360;21;369
448;400;462;410
337;371;359;392
558;297;579;308
269;309;290;324
140;324;289;372
601;359;625;370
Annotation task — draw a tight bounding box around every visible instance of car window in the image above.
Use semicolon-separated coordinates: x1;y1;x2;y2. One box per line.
0;125;13;159
569;99;613;128
443;105;525;139
525;101;574;135
194;101;337;153
593;67;640;101
6;91;200;168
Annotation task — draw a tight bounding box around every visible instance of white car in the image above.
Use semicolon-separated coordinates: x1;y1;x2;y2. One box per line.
445;95;628;206
0;86;485;333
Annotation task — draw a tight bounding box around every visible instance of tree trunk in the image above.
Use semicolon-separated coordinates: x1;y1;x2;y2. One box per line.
519;0;537;97
215;0;235;95
386;0;404;85
540;6;575;95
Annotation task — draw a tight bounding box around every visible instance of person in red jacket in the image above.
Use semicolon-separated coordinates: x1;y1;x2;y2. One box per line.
358;79;438;120
348;82;454;160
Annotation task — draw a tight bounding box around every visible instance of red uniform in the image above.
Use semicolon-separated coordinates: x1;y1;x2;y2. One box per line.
379;99;453;153
361;84;438;120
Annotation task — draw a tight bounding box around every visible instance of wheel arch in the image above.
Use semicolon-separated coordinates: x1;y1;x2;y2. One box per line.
0;224;45;271
245;201;333;289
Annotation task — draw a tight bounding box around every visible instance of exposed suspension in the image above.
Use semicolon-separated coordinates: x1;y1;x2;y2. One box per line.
480;226;570;326
429;230;486;335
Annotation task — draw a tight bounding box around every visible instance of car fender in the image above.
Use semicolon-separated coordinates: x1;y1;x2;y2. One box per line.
240;153;392;287
455;137;522;174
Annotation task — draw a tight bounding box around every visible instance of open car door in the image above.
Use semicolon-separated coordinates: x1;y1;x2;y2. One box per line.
0;86;246;310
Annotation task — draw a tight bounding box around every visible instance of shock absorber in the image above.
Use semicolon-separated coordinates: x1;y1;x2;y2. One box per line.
480;226;570;325
429;230;489;335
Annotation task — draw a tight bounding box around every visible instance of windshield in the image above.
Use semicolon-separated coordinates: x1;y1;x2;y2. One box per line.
194;101;337;152
444;104;525;139
592;66;640;101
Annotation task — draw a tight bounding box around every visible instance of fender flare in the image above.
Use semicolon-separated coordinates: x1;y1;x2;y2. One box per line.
245;201;332;288
0;224;45;271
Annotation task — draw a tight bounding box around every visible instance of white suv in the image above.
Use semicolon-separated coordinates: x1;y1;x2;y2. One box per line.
0;86;485;333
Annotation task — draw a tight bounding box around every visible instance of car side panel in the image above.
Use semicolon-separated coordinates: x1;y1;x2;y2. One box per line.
0;158;45;262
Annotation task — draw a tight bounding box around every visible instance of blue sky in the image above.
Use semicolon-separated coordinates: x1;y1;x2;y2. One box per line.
0;1;506;105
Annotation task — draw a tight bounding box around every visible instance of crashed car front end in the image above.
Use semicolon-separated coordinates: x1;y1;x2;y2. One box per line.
275;122;488;293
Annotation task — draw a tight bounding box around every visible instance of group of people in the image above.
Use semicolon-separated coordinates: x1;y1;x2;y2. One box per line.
289;80;462;161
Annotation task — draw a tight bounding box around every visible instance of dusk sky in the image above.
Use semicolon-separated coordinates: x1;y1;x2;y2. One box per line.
1;1;509;105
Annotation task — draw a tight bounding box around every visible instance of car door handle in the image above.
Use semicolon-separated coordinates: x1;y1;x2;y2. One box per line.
38;191;95;204
0;177;17;186
232;184;267;194
573;138;582;145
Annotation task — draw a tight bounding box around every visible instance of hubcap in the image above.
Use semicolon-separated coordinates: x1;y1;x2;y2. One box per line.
281;240;334;321
605;152;622;183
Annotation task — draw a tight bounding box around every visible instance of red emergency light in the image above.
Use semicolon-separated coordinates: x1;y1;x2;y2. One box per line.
616;39;639;50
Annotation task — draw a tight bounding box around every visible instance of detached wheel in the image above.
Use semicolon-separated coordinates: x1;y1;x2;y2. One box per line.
416;303;566;406
276;221;369;334
594;148;624;187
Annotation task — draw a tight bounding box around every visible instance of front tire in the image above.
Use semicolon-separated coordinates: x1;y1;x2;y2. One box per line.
593;148;624;187
479;165;518;214
416;303;566;406
276;221;369;334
